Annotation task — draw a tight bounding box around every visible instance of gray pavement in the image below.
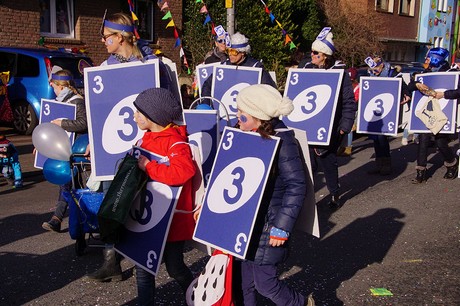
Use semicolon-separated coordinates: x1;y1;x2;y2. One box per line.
0;128;459;305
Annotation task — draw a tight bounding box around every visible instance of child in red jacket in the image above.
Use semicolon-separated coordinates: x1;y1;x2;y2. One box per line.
133;87;196;306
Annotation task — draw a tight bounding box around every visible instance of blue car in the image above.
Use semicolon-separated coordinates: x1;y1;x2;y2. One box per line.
0;47;93;134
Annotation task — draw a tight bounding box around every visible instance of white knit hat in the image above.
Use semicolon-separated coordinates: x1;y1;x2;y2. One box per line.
230;32;251;54
236;84;293;120
311;27;335;56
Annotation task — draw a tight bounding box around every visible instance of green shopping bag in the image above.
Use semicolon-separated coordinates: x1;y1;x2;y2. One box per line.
97;153;147;244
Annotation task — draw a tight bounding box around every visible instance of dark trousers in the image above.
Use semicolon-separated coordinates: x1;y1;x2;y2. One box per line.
369;134;391;158
136;241;193;306
416;133;456;167
311;149;340;196
55;182;72;220
241;261;305;306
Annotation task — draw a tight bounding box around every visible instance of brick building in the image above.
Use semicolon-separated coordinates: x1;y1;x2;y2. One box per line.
0;0;183;66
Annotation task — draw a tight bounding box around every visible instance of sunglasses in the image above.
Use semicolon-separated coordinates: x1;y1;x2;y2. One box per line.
227;48;240;56
311;50;320;55
101;32;116;41
216;38;225;44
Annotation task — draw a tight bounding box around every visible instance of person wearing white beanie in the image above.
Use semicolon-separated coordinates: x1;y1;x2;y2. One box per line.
297;27;357;210
235;84;315;306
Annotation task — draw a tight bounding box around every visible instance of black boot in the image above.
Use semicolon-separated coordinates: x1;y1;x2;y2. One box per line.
328;195;342;210
443;164;458;179
42;216;62;232
412;168;426;184
86;248;122;282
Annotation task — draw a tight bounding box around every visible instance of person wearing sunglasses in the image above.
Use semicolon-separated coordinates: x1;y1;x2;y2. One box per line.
297;27;357;210
364;55;411;176
204;25;229;64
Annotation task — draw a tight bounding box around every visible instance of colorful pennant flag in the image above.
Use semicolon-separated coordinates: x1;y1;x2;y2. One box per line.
259;0;296;49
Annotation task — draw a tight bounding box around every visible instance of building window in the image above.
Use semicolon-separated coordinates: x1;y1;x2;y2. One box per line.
399;0;415;16
376;0;394;13
39;0;74;38
135;0;155;42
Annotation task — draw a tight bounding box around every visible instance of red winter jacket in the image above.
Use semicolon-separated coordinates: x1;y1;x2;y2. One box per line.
137;125;196;242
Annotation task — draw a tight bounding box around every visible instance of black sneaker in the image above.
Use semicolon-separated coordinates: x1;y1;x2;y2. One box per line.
42;217;61;232
328;195;342;210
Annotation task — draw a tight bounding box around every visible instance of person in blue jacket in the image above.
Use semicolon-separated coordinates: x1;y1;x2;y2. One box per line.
235;84;314;306
297;27;357;209
0;133;23;189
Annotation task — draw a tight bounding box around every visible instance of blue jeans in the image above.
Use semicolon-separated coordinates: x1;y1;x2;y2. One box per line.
241;261;305;306
369;134;390;158
136;241;193;306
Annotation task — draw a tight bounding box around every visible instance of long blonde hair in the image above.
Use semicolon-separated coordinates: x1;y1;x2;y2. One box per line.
105;12;143;61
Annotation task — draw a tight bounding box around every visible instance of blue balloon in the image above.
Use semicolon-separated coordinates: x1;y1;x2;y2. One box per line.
72;134;89;154
43;158;72;185
195;104;213;110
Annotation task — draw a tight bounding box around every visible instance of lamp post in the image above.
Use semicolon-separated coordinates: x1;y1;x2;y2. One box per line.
226;0;235;35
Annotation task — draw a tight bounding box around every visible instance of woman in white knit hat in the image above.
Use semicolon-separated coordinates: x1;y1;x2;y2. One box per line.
235;84;314;306
297;27;357;210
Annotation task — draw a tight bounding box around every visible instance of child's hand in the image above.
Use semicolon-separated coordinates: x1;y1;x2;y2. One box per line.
269;227;289;247
193;205;202;222
137;155;150;171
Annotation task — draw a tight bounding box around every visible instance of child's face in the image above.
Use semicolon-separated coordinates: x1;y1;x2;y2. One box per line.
133;110;152;131
236;109;261;131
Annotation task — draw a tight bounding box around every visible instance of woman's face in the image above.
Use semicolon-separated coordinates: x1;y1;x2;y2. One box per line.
311;50;327;67
236;109;261;131
50;81;63;96
101;27;120;54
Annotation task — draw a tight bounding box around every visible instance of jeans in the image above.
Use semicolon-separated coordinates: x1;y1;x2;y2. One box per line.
54;182;72;219
416;133;456;167
241;261;305;306
369;134;391;158
136;241;193;306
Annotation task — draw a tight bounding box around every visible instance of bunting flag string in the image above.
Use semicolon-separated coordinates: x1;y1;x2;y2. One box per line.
157;0;191;74
259;0;296;50
196;0;216;35
127;0;140;39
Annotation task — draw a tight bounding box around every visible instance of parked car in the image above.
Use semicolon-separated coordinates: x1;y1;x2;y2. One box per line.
0;47;93;134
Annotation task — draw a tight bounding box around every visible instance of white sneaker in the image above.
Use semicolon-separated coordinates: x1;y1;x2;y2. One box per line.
401;138;408;146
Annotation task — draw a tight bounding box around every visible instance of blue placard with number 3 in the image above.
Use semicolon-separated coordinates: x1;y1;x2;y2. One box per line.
193;127;280;259
34;99;76;169
357;77;401;136
115;146;182;276
283;68;344;145
84;60;160;180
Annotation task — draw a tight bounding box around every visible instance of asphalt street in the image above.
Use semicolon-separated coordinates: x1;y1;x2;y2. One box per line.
0;129;459;305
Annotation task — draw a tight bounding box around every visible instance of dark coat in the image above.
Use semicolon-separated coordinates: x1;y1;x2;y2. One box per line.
60;91;87;134
247;119;307;265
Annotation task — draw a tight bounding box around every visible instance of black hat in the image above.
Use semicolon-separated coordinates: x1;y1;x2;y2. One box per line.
133;88;182;127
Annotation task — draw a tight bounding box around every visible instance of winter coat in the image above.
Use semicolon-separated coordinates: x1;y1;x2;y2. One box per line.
201;55;277;98
204;47;228;64
247;119;307;265
60;91;87;134
443;87;460;100
137;125;196;242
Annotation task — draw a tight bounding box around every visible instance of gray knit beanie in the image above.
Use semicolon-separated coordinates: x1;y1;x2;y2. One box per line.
133;87;182;126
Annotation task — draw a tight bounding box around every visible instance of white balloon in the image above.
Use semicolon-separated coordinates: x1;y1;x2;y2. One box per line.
32;123;72;161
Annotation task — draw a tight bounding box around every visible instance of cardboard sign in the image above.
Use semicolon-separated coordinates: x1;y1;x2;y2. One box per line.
34;99;76;169
193;127;279;259
409;72;458;134
283;68;344;145
357;77;402;136
84;60;160;180
115;146;182;276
